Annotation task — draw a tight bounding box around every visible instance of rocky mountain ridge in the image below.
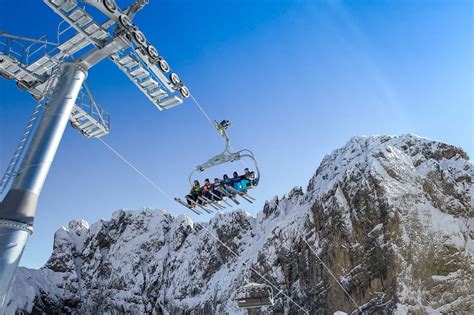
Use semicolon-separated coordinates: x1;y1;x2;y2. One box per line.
7;134;473;314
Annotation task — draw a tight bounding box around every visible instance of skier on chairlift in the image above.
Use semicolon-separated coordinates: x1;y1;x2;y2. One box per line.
211;178;223;201
201;178;212;200
233;171;246;192
243;167;256;186
186;180;201;207
223;174;232;193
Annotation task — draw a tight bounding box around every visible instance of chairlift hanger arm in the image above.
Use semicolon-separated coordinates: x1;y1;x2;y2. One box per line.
215;120;231;149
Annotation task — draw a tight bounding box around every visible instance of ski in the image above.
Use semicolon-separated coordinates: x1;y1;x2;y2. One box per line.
209;191;232;207
197;196;219;211
217;187;240;205
174;198;202;215
229;187;254;203
185;196;212;214
201;194;226;209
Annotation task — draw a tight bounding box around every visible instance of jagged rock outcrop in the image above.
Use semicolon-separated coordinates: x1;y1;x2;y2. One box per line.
7;134;473;314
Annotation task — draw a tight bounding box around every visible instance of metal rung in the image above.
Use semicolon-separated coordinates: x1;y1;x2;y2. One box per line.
78;121;95;130
125;60;138;69
68;8;85;21
84;23;100;35
129;67;149;79
88;128;107;138
149;89;167;98
76;15;93;27
15;71;29;80
25;56;49;72
140;78;158;89
91;30;108;40
5;64;20;72
119;56;138;68
2;65;36;84
0;61;10;71
71;112;86;120
159;96;183;109
119;56;134;65
51;0;77;12
73;115;87;122
83;125;99;133
0;55;18;70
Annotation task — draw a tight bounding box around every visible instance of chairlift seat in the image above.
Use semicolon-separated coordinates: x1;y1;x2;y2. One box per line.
235;282;274;309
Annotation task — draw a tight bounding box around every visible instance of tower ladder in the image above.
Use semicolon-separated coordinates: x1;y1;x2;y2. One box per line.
0;73;58;195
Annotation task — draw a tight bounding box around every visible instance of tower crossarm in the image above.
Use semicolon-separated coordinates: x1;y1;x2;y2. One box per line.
45;0;190;110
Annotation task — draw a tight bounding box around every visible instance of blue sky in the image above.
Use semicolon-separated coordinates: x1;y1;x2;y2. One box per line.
1;0;472;268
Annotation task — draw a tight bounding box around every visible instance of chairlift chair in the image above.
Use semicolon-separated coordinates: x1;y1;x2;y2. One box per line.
235;282;275;309
188;120;260;188
174;120;260;214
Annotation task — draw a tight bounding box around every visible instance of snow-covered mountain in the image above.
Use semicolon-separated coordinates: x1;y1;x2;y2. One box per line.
7;134;473;314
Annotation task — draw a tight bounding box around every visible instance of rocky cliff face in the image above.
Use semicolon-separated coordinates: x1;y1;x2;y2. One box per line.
7;134;473;314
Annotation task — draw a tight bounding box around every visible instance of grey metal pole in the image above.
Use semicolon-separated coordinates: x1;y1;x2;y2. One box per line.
0;62;87;311
0;32;59;46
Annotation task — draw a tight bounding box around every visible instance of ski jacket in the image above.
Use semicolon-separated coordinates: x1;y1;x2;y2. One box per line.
202;183;211;193
191;183;201;194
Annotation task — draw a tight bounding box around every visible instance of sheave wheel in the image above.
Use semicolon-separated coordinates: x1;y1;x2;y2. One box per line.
147;45;159;60
133;30;146;46
103;0;117;13
0;71;13;80
159;59;170;73
119;14;133;29
170;72;181;86
80;129;90;138
70;121;79;129
179;86;190;98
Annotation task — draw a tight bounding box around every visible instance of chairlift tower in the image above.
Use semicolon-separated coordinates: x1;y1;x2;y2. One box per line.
0;0;190;309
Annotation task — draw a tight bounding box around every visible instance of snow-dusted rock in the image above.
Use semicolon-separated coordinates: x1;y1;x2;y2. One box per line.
7;134;473;314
